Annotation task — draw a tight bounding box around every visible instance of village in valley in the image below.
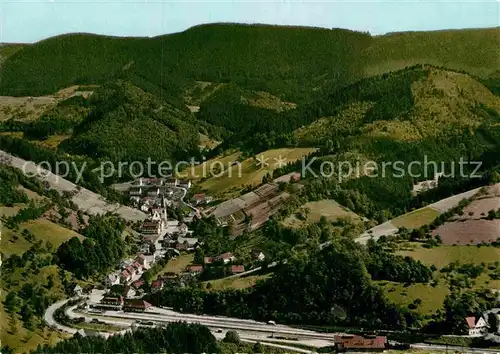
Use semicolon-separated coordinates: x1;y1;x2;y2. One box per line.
85;172;290;310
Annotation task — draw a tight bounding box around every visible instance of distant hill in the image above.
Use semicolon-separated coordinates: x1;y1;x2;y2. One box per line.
1;24;498;104
293;65;500;213
0;24;369;102
59;81;201;164
295;65;500;146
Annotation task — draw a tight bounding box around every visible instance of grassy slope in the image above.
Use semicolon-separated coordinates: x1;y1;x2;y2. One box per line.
377;244;500;315
203;274;272;290
1;203;84;257
379;281;450;316
398;244;500;269
0;184;88;352
391;207;441;229
197;148;315;197
0;264;72;352
282;199;362;228
163;254;195;274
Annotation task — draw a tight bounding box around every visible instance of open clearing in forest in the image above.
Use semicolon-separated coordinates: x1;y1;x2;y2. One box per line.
283;199;362;228
195;148;316;197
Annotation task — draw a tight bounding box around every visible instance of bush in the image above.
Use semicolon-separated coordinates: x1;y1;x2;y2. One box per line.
223;330;240;344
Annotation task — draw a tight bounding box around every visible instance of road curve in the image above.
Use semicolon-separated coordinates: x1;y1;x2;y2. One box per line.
44;298;78;334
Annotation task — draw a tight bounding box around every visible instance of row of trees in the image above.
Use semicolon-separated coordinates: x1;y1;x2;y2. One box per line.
27;323;218;354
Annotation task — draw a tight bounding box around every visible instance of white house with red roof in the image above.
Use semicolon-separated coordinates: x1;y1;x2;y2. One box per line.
465;316;489;337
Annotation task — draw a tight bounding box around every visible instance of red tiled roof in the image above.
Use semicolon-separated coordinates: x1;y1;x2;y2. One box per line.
132;280;144;288
142;221;160;228
466;316;476;329
334;335;386;350
231;265;245;273
204;257;213;264
186;265;203;272
133;262;142;269
151;280;164;288
121;270;130;278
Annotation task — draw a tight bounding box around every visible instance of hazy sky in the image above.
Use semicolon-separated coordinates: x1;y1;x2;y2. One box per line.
1;0;498;43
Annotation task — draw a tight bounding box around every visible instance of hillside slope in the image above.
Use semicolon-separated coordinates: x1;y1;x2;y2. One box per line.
60;81;200;163
0;24;370;102
1;24;498;104
366;27;500;78
295;66;500;145
293;65;500;214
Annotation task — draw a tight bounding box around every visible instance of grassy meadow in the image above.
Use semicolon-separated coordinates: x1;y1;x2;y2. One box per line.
195;148;315;197
283;199;362;228
391;207;440;229
203;274;272;291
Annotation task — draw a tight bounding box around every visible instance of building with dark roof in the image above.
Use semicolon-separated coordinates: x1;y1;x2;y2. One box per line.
334;335;387;352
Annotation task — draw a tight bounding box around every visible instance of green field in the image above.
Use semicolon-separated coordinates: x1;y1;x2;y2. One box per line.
391;207;440;229
380;244;500;315
378;281;449;316
203;274;271;290
283;199;362;228
163;253;194;274
197;148;316;197
398;244;500;269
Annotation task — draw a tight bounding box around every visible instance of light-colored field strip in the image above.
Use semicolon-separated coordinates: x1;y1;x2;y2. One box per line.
357;185;486;244
0;150;147;221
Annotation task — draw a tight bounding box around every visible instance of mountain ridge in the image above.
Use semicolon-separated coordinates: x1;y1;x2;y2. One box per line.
1;23;498;104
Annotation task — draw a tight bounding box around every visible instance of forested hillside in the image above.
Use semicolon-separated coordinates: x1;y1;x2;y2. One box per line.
0;24;370;102
2;24;498;104
288;65;500;214
60;81;201;164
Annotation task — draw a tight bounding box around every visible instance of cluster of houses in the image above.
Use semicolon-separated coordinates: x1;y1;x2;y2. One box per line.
189;250;266;276
103;192;200;296
129;177;192;205
105;254;150;288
